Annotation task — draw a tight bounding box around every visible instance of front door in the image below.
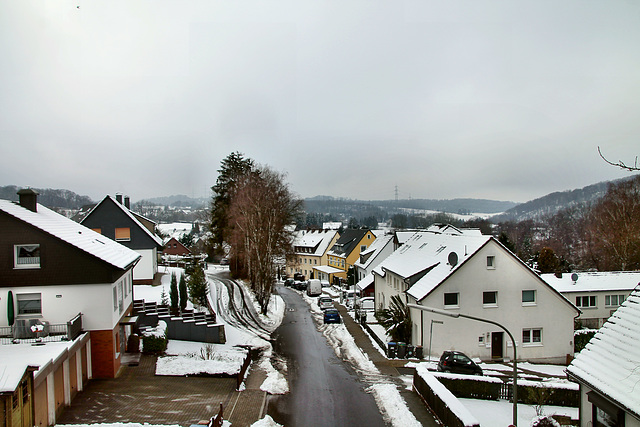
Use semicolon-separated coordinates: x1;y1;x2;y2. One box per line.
491;332;504;360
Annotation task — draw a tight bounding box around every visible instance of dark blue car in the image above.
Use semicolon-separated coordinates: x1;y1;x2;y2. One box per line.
323;308;341;324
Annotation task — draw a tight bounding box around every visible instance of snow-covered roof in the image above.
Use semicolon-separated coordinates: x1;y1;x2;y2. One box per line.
0;200;141;270
313;265;344;274
567;286;640;418
373;231;491;301
293;229;338;256
542;271;640;293
395;231;417;245
356;272;374;291
157;222;193;239
354;234;394;269
85;196;163;247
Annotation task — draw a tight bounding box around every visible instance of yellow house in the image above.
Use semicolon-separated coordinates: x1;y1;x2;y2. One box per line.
286;229;340;280
326;229;376;283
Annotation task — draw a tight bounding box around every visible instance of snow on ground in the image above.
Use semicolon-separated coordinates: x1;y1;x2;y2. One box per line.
459;398;578;427
301;292;422;427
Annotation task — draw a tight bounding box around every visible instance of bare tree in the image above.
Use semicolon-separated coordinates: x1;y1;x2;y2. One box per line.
598;146;640;171
228;166;302;314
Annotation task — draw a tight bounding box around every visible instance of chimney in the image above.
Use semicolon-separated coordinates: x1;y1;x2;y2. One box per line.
115;193;123;204
17;188;39;212
124;196;130;209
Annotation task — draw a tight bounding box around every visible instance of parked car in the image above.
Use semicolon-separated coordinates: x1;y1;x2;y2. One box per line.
356;297;375;311
284;278;294;287
320;280;331;288
318;296;334;310
306;279;322;297
220;258;229;265
323;308;341;324
437;351;483;375
342;290;360;308
293;280;308;291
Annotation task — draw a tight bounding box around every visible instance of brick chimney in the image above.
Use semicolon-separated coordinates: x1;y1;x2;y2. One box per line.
17;188;39;212
115;193;123;204
124;196;130;209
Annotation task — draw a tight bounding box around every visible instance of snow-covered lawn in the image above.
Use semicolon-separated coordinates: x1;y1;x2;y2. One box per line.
460;398;578;427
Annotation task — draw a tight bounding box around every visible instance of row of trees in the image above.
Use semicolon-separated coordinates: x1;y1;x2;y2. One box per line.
489;174;640;272
209;152;302;314
165;262;209;313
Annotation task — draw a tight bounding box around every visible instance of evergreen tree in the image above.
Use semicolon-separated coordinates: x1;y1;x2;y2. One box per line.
537;247;560;274
160;286;169;306
170;272;178;311
209;152;255;254
187;266;209;309
179;273;188;311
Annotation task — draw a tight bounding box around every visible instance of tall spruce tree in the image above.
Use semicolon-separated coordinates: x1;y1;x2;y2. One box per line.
179;273;188;311
209;152;255;254
170;272;178;311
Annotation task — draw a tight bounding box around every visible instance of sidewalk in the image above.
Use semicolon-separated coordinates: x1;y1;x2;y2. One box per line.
334;302;441;426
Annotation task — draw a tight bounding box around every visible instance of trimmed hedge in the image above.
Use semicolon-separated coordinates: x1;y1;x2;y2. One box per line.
142;335;168;354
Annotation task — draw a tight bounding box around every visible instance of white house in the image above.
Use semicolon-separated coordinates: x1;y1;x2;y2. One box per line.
542;271;640;328
373;229;579;364
1;189;141;379
567;285;640;427
354;233;395;299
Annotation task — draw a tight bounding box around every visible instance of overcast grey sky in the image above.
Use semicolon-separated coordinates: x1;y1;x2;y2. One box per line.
1;0;639;204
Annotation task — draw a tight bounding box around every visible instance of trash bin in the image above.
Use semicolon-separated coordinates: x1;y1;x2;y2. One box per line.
406;345;415;359
387;342;397;358
415;345;424;359
397;342;407;358
360;311;367;324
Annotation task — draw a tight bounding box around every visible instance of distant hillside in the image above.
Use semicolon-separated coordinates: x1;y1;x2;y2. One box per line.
0;185;93;210
139;194;209;208
493;175;639;222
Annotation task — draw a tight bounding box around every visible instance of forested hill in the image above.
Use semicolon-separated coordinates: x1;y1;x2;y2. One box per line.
493;176;639;222
0;185;93;210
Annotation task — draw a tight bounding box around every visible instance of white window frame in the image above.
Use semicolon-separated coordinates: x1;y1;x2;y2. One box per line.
17;293;42;316
483;291;498;307
14;244;41;269
522;290;536;306
576;295;597;308
444;292;459;308
486;255;495;269
522;328;542;346
604;294;625;307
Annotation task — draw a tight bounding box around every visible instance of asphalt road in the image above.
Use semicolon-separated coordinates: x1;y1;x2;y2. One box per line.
266;286;387;427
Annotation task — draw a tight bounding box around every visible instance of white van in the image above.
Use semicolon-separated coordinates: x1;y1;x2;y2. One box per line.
306;279;322;297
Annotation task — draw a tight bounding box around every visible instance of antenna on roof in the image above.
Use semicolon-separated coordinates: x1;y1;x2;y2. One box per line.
448;252;458;268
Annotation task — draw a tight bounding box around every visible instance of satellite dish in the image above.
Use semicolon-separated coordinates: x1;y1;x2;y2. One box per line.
571;273;579;282
448;252;458;267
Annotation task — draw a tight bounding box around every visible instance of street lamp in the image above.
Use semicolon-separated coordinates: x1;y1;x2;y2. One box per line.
408;304;519;427
428;319;444;362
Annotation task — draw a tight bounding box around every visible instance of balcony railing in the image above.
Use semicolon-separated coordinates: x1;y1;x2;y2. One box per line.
0;313;83;345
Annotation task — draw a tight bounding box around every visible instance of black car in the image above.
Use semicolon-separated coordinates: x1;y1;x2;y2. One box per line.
284;278;295;287
437;351;483;375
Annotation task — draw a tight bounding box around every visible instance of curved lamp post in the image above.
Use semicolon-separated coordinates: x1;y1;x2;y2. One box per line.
407;304;518;427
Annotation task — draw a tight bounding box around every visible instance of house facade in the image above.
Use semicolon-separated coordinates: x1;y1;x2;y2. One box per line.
354;233;395;299
163;237;191;257
326;229;376;283
0;189;141;379
80;194;162;285
542;271;640;329
374;229;579;364
567;286;640;427
286;229;340;280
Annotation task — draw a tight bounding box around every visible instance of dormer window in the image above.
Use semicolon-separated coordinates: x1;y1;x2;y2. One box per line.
115;227;131;242
14;244;40;269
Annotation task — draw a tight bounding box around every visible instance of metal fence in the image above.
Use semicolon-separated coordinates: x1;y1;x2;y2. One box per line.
0;313;83;345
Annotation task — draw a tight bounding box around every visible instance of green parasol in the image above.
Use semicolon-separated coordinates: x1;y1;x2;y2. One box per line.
7;290;14;326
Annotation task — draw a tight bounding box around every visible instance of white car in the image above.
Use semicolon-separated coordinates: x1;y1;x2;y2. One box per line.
318;296;334;310
357;297;375;311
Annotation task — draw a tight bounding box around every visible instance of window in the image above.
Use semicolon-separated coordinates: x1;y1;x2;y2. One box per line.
483;291;497;306
113;286;118;311
14;244;41;268
92;228;102;234
361;245;367;252
17;293;42;315
444;292;459;307
576;295;597;308
486;256;495;269
115;227;131;241
605;294;625;307
522;328;542;345
522;290;536;305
